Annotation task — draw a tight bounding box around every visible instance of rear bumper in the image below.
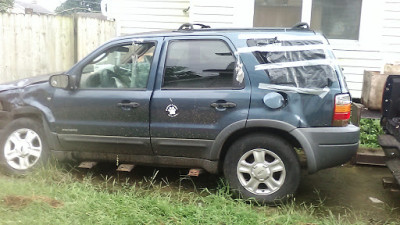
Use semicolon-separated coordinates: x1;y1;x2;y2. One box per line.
291;124;360;173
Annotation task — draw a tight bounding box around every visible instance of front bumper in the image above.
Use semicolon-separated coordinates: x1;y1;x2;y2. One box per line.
290;124;360;173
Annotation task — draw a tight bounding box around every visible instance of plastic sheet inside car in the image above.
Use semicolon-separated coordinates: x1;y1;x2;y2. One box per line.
245;38;338;89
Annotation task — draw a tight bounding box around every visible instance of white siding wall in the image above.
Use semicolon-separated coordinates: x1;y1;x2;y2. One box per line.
189;0;254;28
333;48;382;98
190;0;235;27
382;0;400;64
103;0;190;35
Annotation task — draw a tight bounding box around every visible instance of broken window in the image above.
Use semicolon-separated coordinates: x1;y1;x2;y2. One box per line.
247;38;338;89
80;42;155;89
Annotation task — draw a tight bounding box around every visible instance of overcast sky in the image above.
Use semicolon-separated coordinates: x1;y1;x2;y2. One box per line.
17;0;67;11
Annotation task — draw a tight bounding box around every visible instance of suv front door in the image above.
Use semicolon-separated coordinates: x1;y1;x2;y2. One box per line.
50;38;162;155
150;36;251;159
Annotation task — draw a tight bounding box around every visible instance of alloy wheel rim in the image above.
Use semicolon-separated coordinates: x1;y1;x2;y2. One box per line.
237;148;286;195
4;128;42;170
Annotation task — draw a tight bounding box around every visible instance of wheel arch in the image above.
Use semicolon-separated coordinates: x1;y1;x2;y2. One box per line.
211;119;313;173
10;106;60;151
12;107;44;122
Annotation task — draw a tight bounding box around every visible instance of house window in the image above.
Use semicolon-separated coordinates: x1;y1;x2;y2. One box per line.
254;0;363;40
254;0;303;27
311;0;362;40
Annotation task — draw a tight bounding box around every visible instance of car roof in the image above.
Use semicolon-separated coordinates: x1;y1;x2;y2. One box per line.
112;27;318;41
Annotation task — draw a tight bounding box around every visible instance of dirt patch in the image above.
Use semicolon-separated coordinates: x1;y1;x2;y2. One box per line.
3;196;33;209
35;196;64;208
2;195;63;209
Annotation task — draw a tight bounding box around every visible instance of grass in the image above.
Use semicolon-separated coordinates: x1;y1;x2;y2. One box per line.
359;118;384;148
0;163;396;225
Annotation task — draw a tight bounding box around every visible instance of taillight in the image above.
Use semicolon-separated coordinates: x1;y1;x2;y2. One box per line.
333;93;351;126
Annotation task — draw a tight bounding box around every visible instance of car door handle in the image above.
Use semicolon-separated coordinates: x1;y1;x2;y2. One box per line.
210;101;236;111
117;102;140;109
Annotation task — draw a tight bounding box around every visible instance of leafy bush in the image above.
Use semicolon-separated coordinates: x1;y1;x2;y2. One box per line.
359;118;384;148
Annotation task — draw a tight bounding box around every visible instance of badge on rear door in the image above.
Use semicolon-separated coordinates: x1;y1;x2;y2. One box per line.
166;104;179;117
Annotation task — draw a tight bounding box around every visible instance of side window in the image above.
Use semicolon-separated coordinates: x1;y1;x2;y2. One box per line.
163;40;243;89
80;42;155;89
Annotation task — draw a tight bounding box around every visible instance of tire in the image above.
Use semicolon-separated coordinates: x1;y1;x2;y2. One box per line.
223;133;301;204
0;118;49;175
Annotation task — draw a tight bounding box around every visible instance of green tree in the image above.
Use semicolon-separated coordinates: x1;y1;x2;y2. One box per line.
55;0;101;15
0;0;14;13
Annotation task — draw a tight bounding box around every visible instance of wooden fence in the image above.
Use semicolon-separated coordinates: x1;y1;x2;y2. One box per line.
0;13;116;83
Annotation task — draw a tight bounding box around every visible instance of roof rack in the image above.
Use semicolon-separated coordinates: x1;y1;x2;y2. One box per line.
177;23;211;31
291;22;310;30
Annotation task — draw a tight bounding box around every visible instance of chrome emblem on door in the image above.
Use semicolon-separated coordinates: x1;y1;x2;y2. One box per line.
166;104;179;117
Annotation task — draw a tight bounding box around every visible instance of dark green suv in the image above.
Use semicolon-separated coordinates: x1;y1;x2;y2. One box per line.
0;23;360;203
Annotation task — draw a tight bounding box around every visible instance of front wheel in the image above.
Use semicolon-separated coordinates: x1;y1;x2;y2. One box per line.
0;118;48;175
223;133;301;204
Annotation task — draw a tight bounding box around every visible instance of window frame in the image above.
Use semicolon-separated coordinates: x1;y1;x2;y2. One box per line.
161;38;245;90
305;0;363;41
253;0;370;43
77;40;157;91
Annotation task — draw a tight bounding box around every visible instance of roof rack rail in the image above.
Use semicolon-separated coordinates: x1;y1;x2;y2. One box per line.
291;22;310;30
177;23;211;31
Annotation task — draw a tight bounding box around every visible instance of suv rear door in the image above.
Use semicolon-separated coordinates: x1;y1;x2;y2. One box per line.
238;34;344;127
150;36;251;159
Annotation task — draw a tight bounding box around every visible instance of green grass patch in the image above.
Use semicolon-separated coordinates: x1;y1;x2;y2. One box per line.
359;118;384;148
0;163;393;225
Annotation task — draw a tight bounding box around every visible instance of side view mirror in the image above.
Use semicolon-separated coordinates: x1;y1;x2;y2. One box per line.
49;74;70;89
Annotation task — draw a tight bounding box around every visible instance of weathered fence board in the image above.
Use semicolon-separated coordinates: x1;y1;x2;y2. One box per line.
76;16;116;61
0;13;116;83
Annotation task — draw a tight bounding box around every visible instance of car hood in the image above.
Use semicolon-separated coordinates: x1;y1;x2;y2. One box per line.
0;73;62;92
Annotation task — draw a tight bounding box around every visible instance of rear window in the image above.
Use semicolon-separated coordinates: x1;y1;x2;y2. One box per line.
246;38;338;89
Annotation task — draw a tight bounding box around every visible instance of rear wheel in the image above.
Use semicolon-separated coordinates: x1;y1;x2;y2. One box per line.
0;118;48;175
223;133;301;204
